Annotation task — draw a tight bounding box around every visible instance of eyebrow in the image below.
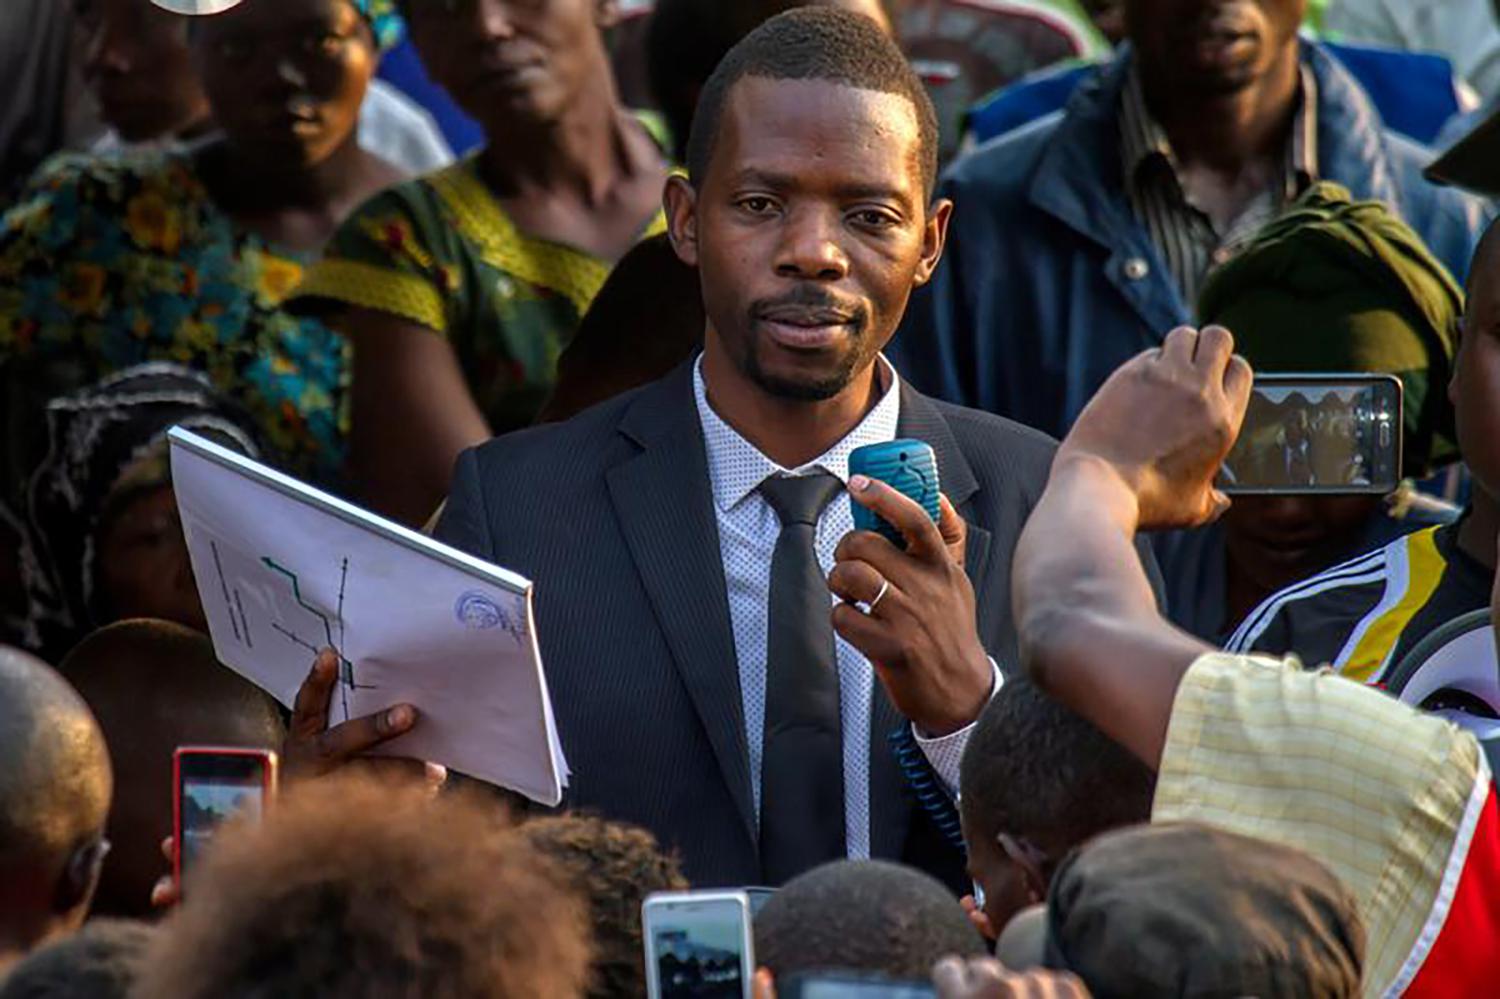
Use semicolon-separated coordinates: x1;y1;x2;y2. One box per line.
730;170;915;210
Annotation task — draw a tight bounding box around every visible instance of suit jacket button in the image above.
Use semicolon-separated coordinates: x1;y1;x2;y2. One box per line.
1123;257;1150;281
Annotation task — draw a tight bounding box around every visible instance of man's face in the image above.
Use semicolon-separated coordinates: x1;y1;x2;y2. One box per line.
73;0;211;142
667;76;949;401
1224;494;1380;593
1125;0;1305;95
1453;267;1500;499
405;0;610;128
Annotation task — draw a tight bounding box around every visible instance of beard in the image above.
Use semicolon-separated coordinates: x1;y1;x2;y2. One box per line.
734;287;876;400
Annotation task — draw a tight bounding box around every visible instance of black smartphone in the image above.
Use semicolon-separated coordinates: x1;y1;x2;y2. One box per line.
1219;374;1403;495
172;746;278;888
776;972;936;998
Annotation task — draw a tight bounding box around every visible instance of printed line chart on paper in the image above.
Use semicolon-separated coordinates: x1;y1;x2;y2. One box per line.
170;428;568;805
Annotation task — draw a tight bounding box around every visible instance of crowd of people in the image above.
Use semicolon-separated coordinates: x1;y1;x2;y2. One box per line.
4;0;1500;996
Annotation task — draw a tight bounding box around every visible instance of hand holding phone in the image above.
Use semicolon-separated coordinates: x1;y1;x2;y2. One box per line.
641;890;754;999
849;440;941;549
172;746;278;891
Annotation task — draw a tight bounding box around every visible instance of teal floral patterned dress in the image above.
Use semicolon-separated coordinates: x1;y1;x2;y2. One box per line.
0;150;348;493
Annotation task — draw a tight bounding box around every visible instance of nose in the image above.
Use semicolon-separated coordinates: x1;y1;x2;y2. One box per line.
83;18;133;77
275;56;309;89
1258;495;1317;528
773;207;850;282
473;0;519;40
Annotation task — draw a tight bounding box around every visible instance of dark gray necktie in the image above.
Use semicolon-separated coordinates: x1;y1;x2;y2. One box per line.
758;471;847;884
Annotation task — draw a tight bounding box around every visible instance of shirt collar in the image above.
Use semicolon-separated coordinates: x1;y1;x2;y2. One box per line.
693;353;902;513
1120;62;1319;200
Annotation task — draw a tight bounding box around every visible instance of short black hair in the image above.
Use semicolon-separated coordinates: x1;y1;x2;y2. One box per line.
0;919;154;999
685;7;939;198
754;860;985;981
959;676;1155;856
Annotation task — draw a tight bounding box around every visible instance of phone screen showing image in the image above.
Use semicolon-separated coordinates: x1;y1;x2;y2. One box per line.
1220;376;1402;494
647;895;750;998
176;751;273;874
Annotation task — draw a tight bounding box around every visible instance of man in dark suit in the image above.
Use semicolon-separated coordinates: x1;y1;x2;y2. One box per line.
285;8;1138;889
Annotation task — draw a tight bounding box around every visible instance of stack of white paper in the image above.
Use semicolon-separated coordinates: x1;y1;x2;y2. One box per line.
169;428;570;806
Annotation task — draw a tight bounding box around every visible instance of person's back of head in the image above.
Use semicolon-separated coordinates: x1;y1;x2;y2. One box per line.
517;815;689;998
0;919;155;999
133;776;591;998
538;233;705;423
753;859;984;984
958;675;1155;932
0;647;112;974
58;619;286;919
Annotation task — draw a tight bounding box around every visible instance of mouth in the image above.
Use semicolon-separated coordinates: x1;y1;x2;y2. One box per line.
755;306;860;350
472;61;546;92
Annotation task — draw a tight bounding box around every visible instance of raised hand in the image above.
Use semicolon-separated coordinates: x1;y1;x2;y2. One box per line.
1056;325;1252;531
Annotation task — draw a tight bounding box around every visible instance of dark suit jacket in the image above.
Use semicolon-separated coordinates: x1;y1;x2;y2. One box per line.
435;362;1070;888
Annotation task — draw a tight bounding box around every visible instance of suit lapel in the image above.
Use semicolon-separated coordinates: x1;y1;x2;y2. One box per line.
606;365;757;846
865;387;994;853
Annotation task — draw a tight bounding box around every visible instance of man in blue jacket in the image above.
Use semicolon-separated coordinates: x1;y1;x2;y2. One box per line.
895;0;1489;440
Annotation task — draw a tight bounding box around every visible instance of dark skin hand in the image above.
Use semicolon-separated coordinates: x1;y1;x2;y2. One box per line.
830;479;991;736
1014;327;1251;767
149;648;434;909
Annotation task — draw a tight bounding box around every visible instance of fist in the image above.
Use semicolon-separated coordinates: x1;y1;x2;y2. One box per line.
1057;326;1252;531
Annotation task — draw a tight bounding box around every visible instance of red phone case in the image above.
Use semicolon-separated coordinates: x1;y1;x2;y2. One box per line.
172;746;279;889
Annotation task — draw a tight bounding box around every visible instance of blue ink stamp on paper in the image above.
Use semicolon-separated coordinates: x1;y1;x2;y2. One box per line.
455;590;503;630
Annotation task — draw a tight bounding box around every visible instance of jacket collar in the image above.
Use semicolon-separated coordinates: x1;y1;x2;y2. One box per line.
1025;41;1401;329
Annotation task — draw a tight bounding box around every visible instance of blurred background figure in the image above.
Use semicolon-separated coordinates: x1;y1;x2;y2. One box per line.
0;647;112;978
293;0;671;526
0;0;97;198
59;620;286;922
135;777;591;997
1322;0;1500;105
71;0;451;172
537;233;704;422
0;919;155;999
17;365;265;661
1158;181;1464;642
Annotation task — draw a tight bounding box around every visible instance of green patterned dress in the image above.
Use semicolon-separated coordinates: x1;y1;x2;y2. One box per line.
291;152;670;433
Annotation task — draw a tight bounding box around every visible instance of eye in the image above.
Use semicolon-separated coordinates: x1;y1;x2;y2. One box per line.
736;196;778;216
850;207;899;229
307;31;345;57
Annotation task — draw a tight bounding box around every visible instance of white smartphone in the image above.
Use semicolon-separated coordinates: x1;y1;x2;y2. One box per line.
641;890;755;999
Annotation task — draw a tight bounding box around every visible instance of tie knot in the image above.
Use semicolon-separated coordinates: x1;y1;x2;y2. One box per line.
761;472;843;528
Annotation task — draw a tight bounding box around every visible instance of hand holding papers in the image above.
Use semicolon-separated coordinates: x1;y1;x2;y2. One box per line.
168;428;569;805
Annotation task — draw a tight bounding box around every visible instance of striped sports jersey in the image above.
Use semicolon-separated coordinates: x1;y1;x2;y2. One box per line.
1225;523;1493;683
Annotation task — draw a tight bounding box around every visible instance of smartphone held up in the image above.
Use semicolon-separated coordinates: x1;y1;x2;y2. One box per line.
172;746;278;891
642;890;756;999
849;439;940;548
1220;374;1403;495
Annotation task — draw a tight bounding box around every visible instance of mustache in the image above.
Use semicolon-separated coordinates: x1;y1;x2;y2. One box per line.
750;287;868;328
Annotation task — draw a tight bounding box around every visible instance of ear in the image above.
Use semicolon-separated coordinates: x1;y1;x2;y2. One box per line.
53;836;108;919
912;197;953;288
596;0;622;30
664;174;701;269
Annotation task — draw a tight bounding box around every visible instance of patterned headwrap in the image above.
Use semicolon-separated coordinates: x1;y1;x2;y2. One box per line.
353;0;405;51
18;363;265;659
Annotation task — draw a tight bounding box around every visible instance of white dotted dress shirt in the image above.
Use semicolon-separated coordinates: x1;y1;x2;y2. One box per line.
693;355;996;859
